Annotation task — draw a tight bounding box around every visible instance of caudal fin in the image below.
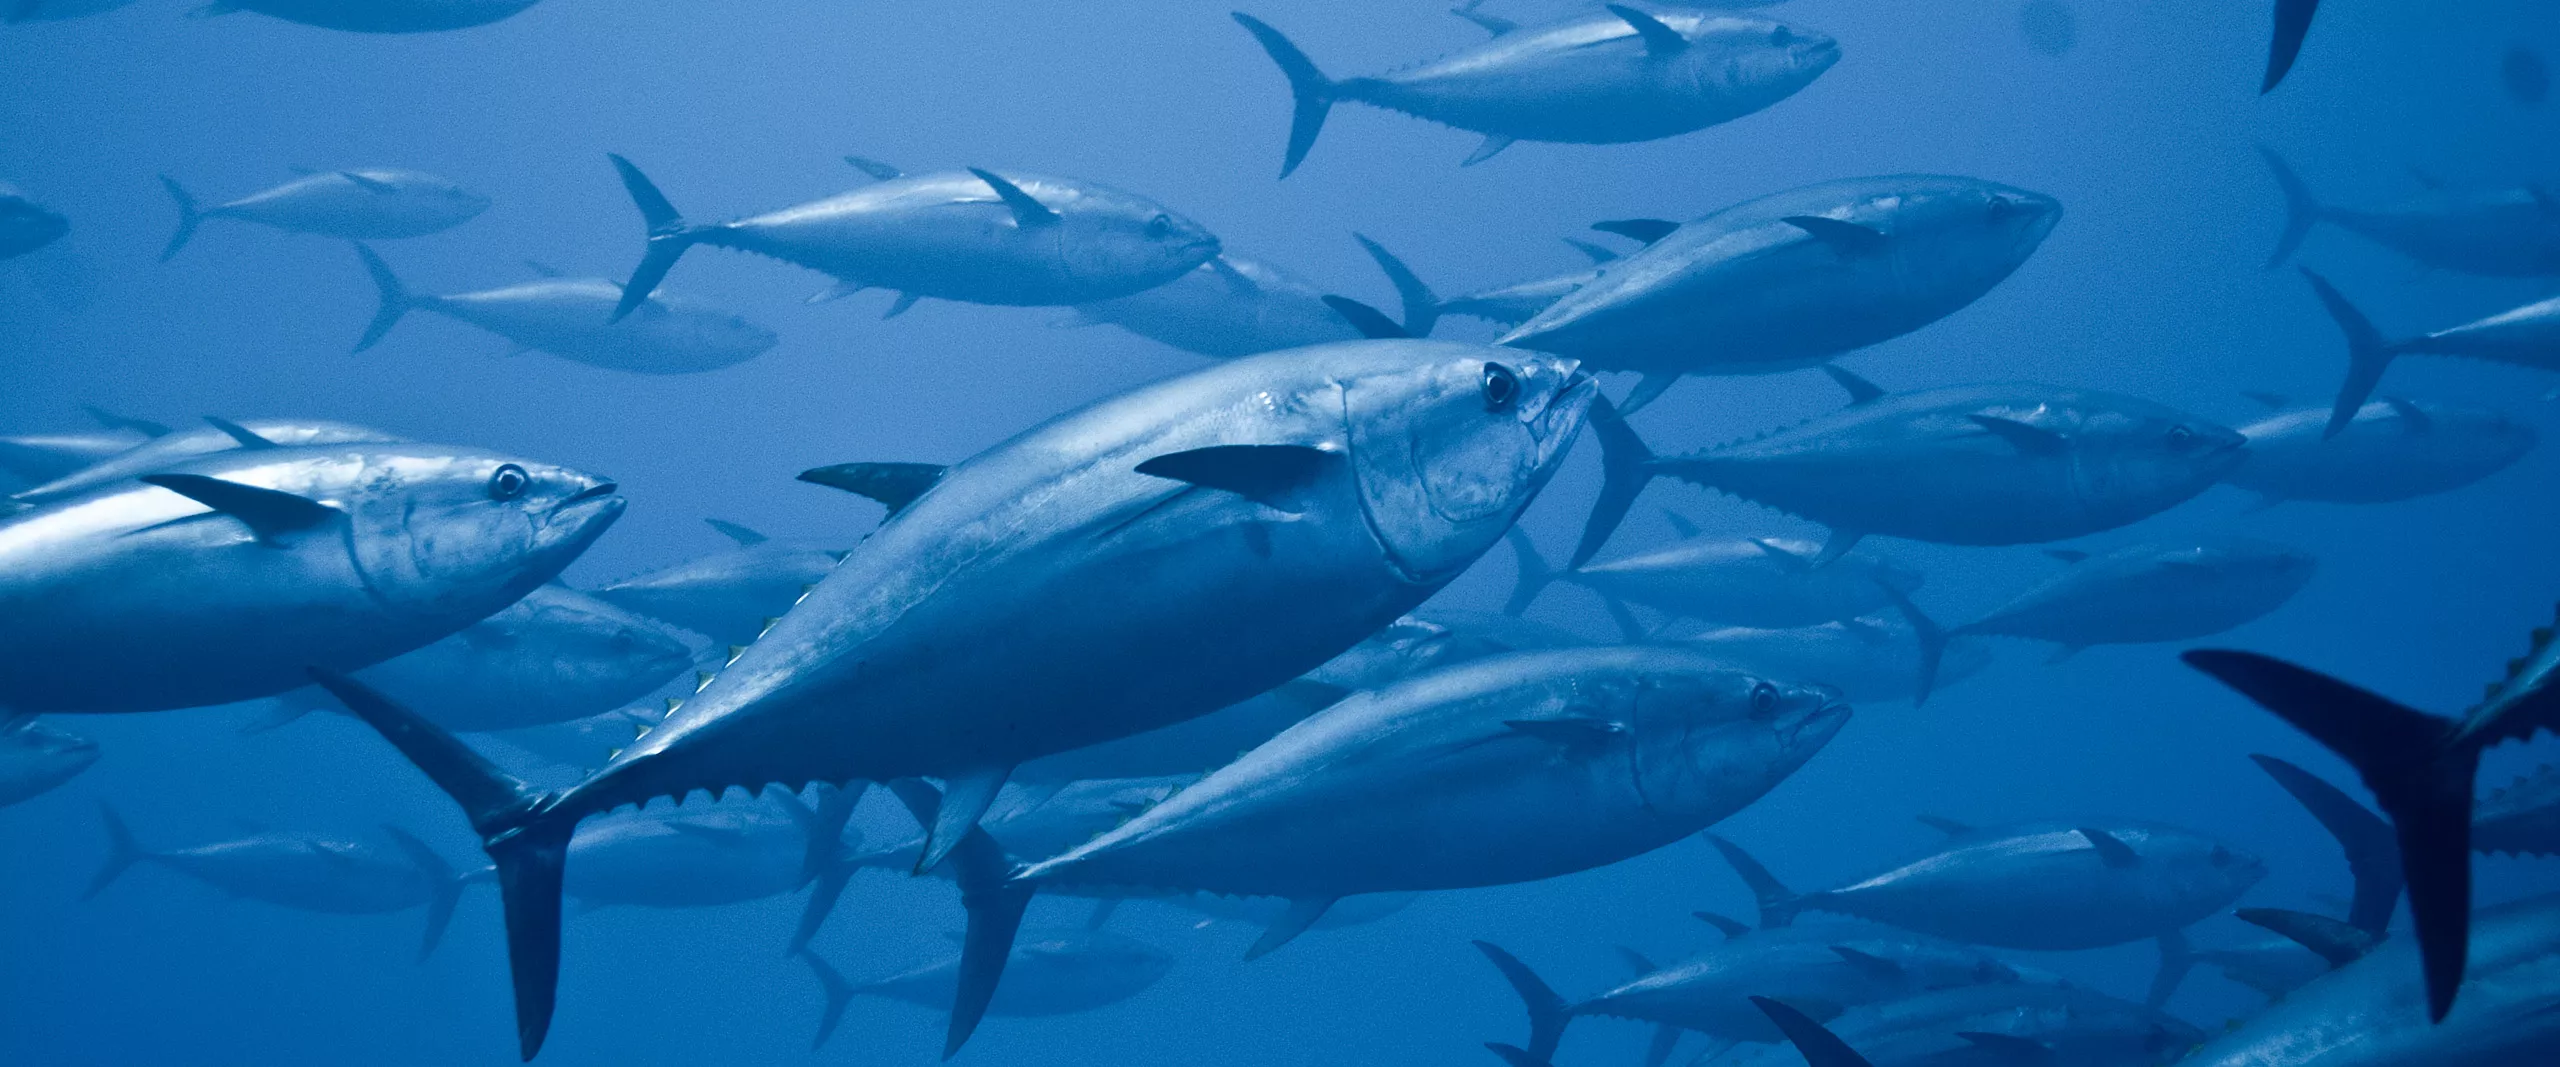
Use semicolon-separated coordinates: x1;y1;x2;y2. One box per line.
1353;233;1440;337
2263;0;2320;94
1750;998;1875;1067
350;243;412;353
83;802;149;899
2258;147;2323;268
1232;13;1336;179
2147;929;2197;1008
311;669;572;1059
380;824;464;963
605;153;699;323
2296;268;2397;440
158;175;203;262
2250;754;2403;934
1472;941;1572;1064
1705;834;1805;929
1874;582;1948;707
1502;527;1557;617
1571;394;1655;569
785;782;867;956
886;779;1030;1059
798;949;858;1051
2181;650;2477;1021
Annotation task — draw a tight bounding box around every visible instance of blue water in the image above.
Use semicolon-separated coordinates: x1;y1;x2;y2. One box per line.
4;1;2556;1064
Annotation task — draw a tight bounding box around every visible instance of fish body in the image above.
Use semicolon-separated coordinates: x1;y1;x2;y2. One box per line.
1678;616;1991;705
1540;534;1921;628
2230;399;2535;504
1155;890;1415;930
1443;268;1597;327
0;431;146;485
1070;253;1361;358
0;718;98;807
589;538;842;646
2263;150;2560;276
2392;294;2560;370
1579;925;2034;1043
159;170;487;259
290;584;695;733
1713;983;2200;1067
206;0;539;33
2474;765;2560;858
1956;539;2316;651
564;797;828;909
134;836;438;912
0;443;622;713
354;245;777;373
0;182;69;259
2191;935;2333;1000
10;418;403;506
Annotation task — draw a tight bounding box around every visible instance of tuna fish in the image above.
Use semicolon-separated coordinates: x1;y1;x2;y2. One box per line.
193;0;541;32
2226;394;2535;505
605;154;1220;321
9;416;404;506
798;930;1173;1049
1734;984;2202;1067
1064;236;1428;358
588;519;851;646
1505;526;1922;630
1574;372;2247;569
1232;7;1838;176
0;438;623;714
1706;820;2266;953
321;337;1591;1058
84;805;474;962
0;182;68;260
0;715;98;808
2261;149;2560;276
349;245;777;374
563;787;857;912
158;169;488;260
2474;764;2560;858
2302;268;2560;436
1948;538;2317;658
1498;177;2061;413
1676;615;1992;706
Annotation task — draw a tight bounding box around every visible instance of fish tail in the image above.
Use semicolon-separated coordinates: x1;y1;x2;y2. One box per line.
2257;146;2322;267
350;242;412;353
2296;268;2397;440
784;782;869;957
1874;582;1948;706
1470;941;1572;1065
1704;834;1806;928
1501;527;1556;617
2249;754;2403;934
157;175;203;262
1232;13;1335;179
2146;929;2197;1008
2181;650;2479;1021
311;669;573;1059
1353;232;1440;337
884;778;1031;1060
379;824;464;964
2263;0;2320;94
797;949;858;1051
1750;997;1876;1067
1572;393;1655;569
82;801;149;900
605;153;701;323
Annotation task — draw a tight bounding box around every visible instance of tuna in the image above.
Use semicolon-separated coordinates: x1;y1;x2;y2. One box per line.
2262;149;2560;276
588;518;851;646
1064;236;1427;358
2302;268;2560;436
563;787;857;912
605;154;1220;321
1733;984;2202;1067
10;417;404;507
798;930;1173;1049
1498;177;2061;413
2227;394;2535;505
0;715;99;808
1232;7;1838;177
0;438;623;714
1948;538;2317;657
350;245;778;374
0;182;68;260
1676;615;1992;706
321;337;1591;1058
1505;525;1922;630
158;169;488;260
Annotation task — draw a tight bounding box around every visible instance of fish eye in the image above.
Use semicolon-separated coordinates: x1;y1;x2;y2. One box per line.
1750;682;1779;717
1481;362;1521;412
2166;424;2196;447
1770;26;1793;46
1146;213;1172;239
488;464;531;501
1986;195;2018;221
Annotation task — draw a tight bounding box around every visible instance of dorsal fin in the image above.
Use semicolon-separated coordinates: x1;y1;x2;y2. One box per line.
1693;910;1751;939
339;171;397;194
202;416;279;449
1451;4;1516;35
1916;814;1974;836
1322;295;1410;339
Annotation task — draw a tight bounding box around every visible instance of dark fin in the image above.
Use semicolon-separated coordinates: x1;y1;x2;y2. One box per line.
1484;1043;1553;1067
1661;510;1700;539
1873;580;1946;706
799;949;857;1050
1829;945;1904;983
1607;4;1687;54
1354;233;1440;337
2263;0;2320;93
1462;135;1518;167
2148;929;2194;1008
1693;910;1751;939
2250;754;2403;934
1809;529;1865;568
2235;907;2381;968
83;802;148;900
1644;1024;1681;1067
1472;941;1572;1064
1954;1032;2053;1061
2076;827;2142;868
1782;215;1890;255
1563;238;1618;266
2181;649;2477;1021
1571;394;1653;569
240;690;329;734
158;175;202;262
82;404;171;438
1135;443;1340;511
807;280;865;305
966;168;1058;228
605;153;700;324
1244;897;1337;959
1598;594;1647;644
1821;364;1885;406
309;669;567;1059
1207;255;1261;296
704;518;768;547
2297;268;2396;440
843;155;902;181
787;784;870;957
2242;390;2292;410
1452;4;1516;36
1705;834;1804;928
884;779;1031;1059
1750;998;1876;1067
1916;814;1974;836
200;416;278;449
1616;372;1680;417
918;766;1010;874
1749;537;1813;573
338;170;397;194
1613;945;1659;976
2258;147;2322;267
1504;716;1628;746
1085;896;1122;931
381;825;463;963
1591;218;1679;245
797;461;948;518
2381;397;2433;434
2043;549;2090;564
350;242;411;353
1232;13;1335;179
139;474;341;544
1503;527;1555;617
1323;294;1411;339
1968;414;2069;455
881;292;922;319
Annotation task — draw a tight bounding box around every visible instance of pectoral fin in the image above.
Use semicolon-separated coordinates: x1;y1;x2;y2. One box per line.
202;416;280;449
968;168;1060;227
1968;414;2069;456
1591;218;1679;245
915;765;1011;874
139;474;343;544
1135;444;1340;511
1462;135;1517;167
1783;215;1891;255
2076;827;2142;867
1503;716;1628;746
339;171;398;194
1244;896;1337;959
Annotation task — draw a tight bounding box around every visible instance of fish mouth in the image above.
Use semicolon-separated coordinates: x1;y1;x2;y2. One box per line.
1534;366;1598;443
557;481;621;511
1783;695;1853;747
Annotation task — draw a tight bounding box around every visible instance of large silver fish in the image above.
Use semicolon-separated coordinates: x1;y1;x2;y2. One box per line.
2228;395;2536;505
1500;178;2060;412
799;929;1173;1050
0;716;98;808
605;154;1220;321
1234;6;1837;176
2263;149;2560;276
2302;269;2560;436
9;416;403;506
0;181;68;260
193;0;540;32
0;439;622;714
1065;249;1375;358
158;169;487;260
1950;538;2317;656
1505;526;1921;630
320;337;1591;1058
350;245;777;374
587;519;849;647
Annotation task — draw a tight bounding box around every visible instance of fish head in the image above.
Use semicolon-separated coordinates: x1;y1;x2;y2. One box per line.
1692;17;1841;97
344;447;625;618
1341;344;1593;581
1889;179;2062;282
2076;400;2248;507
1632;661;1849;814
1059;184;1222;291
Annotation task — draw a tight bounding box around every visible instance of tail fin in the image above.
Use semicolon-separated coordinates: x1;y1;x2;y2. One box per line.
1570;394;1654;569
2263;0;2319;94
1874;582;1948;707
1750;998;1875;1067
798;949;858;1051
350;243;412;353
2296;268;2397;440
310;668;571;1059
2258;147;2323;268
2250;754;2403;934
1232;13;1336;179
2147;929;2196;1009
1471;941;1572;1064
1353;233;1440;337
158;175;203;262
1704;834;1805;928
605;153;700;323
1502;527;1557;617
786;782;867;956
380;824;464;963
2181;650;2477;1021
885;778;1031;1059
83;802;148;900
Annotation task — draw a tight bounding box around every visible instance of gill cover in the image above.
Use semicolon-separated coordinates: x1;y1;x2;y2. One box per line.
1344;353;1579;581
